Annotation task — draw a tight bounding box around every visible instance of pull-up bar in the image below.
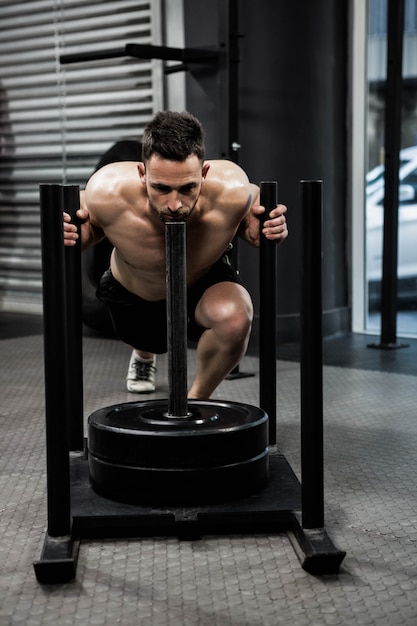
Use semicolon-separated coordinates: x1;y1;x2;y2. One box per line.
60;43;219;66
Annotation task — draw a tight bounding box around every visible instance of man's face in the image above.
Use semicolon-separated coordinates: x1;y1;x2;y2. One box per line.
138;154;209;222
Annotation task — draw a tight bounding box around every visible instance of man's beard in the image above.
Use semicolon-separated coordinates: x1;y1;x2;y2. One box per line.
150;201;196;223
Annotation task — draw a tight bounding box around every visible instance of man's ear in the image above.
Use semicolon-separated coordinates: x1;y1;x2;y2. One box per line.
202;162;210;179
137;162;146;183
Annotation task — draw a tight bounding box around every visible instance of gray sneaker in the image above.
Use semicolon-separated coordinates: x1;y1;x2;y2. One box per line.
126;351;157;393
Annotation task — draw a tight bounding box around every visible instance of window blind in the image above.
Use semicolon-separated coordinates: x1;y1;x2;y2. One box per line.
0;0;163;313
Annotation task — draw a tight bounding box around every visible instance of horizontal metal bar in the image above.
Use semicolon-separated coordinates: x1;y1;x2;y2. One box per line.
127;44;218;63
60;43;218;65
60;47;127;64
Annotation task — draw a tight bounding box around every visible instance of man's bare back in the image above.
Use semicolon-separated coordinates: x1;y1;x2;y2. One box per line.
83;156;259;301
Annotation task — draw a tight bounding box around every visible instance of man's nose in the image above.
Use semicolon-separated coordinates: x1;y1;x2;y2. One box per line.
167;193;183;212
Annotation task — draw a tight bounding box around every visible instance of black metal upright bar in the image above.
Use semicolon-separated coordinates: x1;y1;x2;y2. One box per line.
34;185;82;583
223;1;254;382
300;180;324;529
63;186;84;450
39;184;72;537
369;0;406;350
166;221;189;418
217;0;239;160
259;182;278;445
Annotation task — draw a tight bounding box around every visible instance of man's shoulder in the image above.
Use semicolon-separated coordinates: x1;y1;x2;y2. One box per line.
85;161;143;223
92;160;140;181
206;159;244;176
204;160;251;202
87;161;140;197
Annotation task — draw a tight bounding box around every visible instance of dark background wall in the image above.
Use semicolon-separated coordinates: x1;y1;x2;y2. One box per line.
183;0;349;350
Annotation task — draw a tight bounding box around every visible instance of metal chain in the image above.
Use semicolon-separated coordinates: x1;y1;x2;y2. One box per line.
52;0;67;184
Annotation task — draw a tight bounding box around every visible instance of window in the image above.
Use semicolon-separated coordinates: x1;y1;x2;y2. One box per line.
365;0;417;336
0;0;163;313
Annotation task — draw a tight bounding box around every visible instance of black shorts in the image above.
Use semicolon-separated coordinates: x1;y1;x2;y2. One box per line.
96;248;243;353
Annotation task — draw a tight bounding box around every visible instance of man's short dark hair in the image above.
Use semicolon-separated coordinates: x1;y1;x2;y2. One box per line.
141;110;206;164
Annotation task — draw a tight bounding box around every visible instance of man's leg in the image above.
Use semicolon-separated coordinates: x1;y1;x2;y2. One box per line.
188;282;253;399
137;350;155;359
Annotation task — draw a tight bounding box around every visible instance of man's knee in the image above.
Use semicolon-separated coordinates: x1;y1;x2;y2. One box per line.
195;283;253;339
212;301;252;344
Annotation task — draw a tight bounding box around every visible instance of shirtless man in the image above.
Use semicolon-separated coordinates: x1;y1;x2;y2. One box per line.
64;110;288;398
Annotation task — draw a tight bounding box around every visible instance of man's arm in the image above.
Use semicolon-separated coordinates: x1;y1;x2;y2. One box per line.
237;183;288;248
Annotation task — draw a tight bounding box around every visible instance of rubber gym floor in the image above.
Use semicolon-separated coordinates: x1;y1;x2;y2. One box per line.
0;313;416;625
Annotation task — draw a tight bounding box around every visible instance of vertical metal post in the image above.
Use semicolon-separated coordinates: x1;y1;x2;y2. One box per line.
259;181;278;444
217;0;238;159
227;0;239;159
63;186;84;450
369;0;407;350
166;221;189;418
39;184;71;537
300;180;324;529
223;0;254;382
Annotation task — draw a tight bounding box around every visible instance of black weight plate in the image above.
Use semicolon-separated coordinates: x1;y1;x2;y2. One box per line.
88;448;269;506
88;399;269;469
